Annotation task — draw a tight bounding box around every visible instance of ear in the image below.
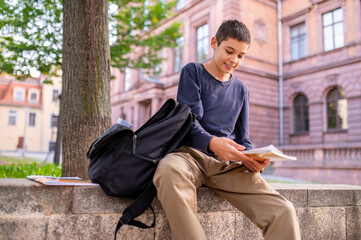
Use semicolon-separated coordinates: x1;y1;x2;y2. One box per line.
210;37;218;50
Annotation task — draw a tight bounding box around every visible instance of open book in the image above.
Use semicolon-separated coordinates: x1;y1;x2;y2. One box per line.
242;144;297;161
27;175;99;186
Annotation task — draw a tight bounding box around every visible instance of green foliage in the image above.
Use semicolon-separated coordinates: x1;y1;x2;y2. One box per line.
0;162;62;178
109;0;182;73
0;0;181;77
0;0;63;77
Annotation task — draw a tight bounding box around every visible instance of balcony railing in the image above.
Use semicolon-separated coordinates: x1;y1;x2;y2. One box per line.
282;149;315;162
277;147;361;168
324;148;361;161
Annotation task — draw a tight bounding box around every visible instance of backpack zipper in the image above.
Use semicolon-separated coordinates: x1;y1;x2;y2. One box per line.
132;135;137;155
132;134;158;164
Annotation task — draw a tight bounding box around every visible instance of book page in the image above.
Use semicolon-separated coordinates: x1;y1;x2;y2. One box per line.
27;175;99;186
242;145;297;161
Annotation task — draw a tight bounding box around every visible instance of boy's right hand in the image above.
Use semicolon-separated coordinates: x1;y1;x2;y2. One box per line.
208;137;270;172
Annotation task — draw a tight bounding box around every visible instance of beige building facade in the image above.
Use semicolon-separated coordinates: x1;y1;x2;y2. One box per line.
111;0;361;184
0;74;61;157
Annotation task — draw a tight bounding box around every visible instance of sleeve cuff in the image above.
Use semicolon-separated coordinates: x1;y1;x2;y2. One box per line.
191;133;215;155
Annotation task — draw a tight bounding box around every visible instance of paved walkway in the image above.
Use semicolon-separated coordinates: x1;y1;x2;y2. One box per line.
262;174;308;183
0;151;60;164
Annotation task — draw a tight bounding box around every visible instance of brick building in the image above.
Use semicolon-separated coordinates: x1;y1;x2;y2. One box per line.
110;0;361;184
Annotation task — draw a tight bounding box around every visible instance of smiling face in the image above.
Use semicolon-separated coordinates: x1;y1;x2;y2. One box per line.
207;37;249;81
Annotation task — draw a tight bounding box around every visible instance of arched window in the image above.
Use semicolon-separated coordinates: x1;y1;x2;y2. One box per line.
327;88;348;130
293;94;309;133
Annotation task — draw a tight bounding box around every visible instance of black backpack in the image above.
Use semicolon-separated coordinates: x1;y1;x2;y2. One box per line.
86;98;193;240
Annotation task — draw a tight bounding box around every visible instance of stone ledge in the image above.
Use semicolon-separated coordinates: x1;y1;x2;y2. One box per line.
0;179;361;240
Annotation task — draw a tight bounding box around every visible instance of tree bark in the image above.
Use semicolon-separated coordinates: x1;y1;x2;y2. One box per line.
62;0;111;178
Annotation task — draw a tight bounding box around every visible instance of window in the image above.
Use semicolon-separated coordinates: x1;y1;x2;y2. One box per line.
124;67;131;91
290;23;307;60
138;100;152;127
14;88;25;101
8;110;17;126
51;114;58;128
327;88;348;130
154;50;162;76
293;94;309;133
28;89;39;103
197;24;209;63
130;106;134;127
29;93;37;102
52;90;59;102
174;36;184;73
48;141;56;152
176;0;187;10
28;112;36;127
323;8;344;51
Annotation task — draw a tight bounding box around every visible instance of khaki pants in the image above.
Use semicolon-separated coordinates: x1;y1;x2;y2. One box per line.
153;146;301;240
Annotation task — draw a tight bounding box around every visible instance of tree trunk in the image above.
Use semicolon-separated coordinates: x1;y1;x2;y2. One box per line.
62;0;111;178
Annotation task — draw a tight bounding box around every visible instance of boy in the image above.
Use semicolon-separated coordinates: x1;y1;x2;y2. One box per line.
153;20;301;240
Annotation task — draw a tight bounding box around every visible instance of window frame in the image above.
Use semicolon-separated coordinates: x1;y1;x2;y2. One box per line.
13;87;25;102
124;67;131;92
28;112;36;127
7;109;17;126
28;88;40;103
52;89;60;102
50;114;58;128
29;93;37;102
290;22;307;61
174;36;184;73
48;141;56;152
322;8;344;52
154;50;163;77
293;94;309;134
196;23;209;63
326;87;348;130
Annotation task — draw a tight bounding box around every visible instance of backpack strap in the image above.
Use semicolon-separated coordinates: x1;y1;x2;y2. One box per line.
114;183;157;240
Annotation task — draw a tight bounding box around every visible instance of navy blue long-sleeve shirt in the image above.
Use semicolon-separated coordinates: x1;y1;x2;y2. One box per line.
177;62;253;155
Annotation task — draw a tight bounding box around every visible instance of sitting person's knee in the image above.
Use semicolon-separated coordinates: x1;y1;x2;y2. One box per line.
154;155;190;185
282;200;298;219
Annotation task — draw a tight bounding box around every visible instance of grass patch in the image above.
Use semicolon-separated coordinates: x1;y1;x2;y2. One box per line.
0;156;61;178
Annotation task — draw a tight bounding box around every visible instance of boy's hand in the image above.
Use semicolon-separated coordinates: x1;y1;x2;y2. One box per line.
208;137;270;172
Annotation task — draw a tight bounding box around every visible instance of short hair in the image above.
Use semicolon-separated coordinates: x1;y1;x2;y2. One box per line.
215;20;251;46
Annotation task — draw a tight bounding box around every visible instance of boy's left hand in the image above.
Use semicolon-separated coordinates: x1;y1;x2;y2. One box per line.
242;157;270;172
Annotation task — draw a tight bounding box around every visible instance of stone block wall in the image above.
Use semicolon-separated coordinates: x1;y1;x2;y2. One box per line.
0;179;361;240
